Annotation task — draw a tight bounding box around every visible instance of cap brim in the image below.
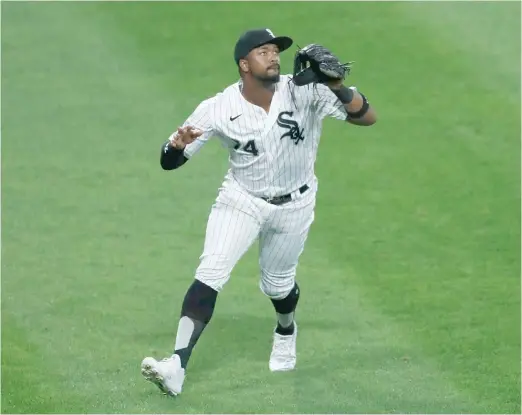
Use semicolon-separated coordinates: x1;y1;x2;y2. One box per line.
258;36;293;53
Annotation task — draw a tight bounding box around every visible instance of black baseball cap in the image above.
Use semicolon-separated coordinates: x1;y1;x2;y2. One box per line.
234;28;293;65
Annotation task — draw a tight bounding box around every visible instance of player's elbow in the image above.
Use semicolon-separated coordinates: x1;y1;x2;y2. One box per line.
366;107;377;125
362;110;377;126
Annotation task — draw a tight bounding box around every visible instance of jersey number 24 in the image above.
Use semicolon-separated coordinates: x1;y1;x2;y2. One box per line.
231;139;259;156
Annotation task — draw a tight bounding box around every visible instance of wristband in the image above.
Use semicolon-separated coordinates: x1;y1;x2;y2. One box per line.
331;85;354;104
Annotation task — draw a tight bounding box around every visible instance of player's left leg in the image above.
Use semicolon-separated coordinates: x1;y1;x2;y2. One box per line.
258;191;316;371
141;186;263;395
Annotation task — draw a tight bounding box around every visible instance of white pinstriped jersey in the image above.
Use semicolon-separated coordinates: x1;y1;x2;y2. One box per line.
174;74;349;198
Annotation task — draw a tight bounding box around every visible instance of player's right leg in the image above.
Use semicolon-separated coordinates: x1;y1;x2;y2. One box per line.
141;189;261;396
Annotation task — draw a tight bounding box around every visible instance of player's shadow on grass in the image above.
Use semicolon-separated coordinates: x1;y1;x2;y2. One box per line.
185;313;346;376
187;314;274;372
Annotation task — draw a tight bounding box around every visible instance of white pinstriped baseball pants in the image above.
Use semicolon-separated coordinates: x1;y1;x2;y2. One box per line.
194;178;316;300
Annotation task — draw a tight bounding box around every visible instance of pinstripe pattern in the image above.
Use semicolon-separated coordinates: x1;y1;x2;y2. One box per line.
171;74;349;298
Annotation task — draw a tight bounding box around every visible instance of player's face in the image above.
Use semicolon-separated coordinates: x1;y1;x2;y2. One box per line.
247;43;281;83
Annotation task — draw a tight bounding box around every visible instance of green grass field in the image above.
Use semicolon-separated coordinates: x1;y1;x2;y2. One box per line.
1;1;520;413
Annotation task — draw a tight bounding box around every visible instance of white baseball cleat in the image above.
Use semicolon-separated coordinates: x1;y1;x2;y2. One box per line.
269;322;297;372
141;354;185;396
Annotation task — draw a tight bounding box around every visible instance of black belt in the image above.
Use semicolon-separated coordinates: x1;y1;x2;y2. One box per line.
261;184;309;205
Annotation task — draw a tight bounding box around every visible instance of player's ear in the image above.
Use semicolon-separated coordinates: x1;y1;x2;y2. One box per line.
239;59;249;73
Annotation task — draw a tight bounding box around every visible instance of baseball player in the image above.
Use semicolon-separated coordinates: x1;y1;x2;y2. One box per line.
141;28;377;396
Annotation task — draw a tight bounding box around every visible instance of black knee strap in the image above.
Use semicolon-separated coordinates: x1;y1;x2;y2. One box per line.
181;280;218;324
271;283;300;314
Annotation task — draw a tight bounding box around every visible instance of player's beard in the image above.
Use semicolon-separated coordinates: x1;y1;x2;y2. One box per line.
253;68;280;85
264;73;281;83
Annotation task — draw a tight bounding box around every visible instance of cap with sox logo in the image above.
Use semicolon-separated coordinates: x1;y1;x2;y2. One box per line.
234;28;293;65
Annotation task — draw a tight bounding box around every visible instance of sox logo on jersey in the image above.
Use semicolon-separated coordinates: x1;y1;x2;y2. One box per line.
172;74;350;299
276;111;305;145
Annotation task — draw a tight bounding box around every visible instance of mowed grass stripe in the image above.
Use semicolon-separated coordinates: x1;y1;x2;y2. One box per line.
0;3;228;413
312;1;520;412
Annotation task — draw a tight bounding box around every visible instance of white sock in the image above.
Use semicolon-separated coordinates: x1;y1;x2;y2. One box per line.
174;316;195;350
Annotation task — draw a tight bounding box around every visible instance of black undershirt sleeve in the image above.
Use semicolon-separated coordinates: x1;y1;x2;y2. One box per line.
160;141;188;170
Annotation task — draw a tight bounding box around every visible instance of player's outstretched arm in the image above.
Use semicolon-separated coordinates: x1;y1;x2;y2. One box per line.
293;44;377;126
327;80;377;126
160;126;203;170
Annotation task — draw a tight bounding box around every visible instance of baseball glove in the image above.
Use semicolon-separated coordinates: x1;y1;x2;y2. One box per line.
292;44;353;86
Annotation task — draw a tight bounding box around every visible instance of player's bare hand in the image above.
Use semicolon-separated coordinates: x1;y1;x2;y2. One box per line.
170;126;203;150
